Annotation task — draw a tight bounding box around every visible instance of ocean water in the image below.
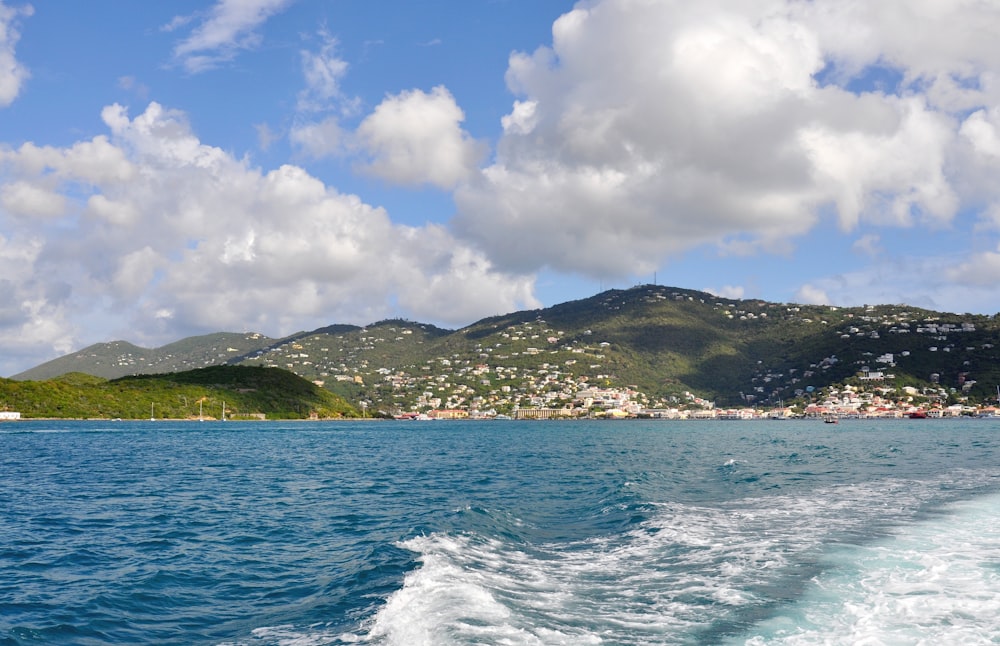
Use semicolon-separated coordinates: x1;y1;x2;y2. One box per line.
2;419;1000;645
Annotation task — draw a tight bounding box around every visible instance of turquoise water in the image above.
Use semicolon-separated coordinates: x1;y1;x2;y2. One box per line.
2;419;1000;645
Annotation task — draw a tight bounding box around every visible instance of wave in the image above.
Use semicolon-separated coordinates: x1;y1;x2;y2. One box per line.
737;491;1000;645
336;470;1000;646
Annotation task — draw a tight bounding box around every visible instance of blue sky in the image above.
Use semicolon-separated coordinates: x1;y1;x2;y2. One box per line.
2;1;1000;376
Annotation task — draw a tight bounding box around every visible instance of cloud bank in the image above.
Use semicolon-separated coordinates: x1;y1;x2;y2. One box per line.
0;102;539;372
451;0;1000;284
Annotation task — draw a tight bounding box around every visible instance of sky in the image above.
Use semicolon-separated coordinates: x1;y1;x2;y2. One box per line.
2;1;1000;376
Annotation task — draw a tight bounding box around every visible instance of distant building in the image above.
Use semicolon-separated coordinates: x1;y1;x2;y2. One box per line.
429;409;468;420
514;408;557;420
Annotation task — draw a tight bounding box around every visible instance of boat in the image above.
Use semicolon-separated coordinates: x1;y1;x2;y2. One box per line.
908;410;927;419
823;414;838;424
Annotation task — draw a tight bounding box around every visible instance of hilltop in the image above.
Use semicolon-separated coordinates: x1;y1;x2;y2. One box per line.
11;285;1000;416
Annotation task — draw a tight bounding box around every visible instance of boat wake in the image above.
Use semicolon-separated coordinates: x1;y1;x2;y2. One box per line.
333;472;1000;645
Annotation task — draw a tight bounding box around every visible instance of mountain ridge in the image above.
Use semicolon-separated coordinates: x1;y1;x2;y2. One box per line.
12;285;1000;412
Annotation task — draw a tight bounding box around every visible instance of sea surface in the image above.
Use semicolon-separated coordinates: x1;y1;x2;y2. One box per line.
2;418;1000;645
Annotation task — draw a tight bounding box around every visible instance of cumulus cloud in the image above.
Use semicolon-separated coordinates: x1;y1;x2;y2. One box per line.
0;181;65;217
0;233;77;376
0;1;31;107
355;86;486;189
956;106;1000;230
169;0;293;73
0;102;538;367
289;35;481;184
452;0;1000;281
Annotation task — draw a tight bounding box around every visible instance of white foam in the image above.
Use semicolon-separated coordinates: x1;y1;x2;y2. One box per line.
349;472;1000;645
737;491;1000;645
353;533;606;645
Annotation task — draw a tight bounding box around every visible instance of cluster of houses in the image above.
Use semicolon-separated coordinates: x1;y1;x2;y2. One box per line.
409;381;999;420
220;289;1000;420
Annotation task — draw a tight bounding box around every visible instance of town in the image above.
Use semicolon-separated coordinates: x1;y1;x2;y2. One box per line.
236;291;1000;420
16;286;1000;422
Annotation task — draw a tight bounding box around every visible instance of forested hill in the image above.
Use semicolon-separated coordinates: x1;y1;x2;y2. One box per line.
11;285;1000;411
0;366;358;419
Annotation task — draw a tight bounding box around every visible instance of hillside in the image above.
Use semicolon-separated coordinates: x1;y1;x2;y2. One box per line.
232;287;1000;412
0;366;358;419
12;332;282;381
11;285;1000;414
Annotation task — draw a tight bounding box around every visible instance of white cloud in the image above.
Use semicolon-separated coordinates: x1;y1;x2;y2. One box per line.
947;245;1000;287
254;122;279;151
796;252;1000;314
297;30;349;112
0;1;31;107
0;102;539;368
500;100;538;135
160;14;194;34
0;180;65;217
356;86;485;189
2;135;135;184
288;30;358;158
289;116;343;158
961;108;1000;159
795;284;832;306
851;233;883;257
452;0;1000;281
169;0;293;73
952;107;1000;232
0;233;77;376
794;1;1000;112
707;285;745;300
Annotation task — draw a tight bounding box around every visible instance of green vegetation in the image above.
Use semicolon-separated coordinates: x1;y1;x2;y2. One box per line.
12;332;281;381
0;366;358;419
10;285;1000;415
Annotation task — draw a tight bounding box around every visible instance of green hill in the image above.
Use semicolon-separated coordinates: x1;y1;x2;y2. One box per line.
0;366;358;419
11;332;279;381
240;287;1000;412
11;285;1000;414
